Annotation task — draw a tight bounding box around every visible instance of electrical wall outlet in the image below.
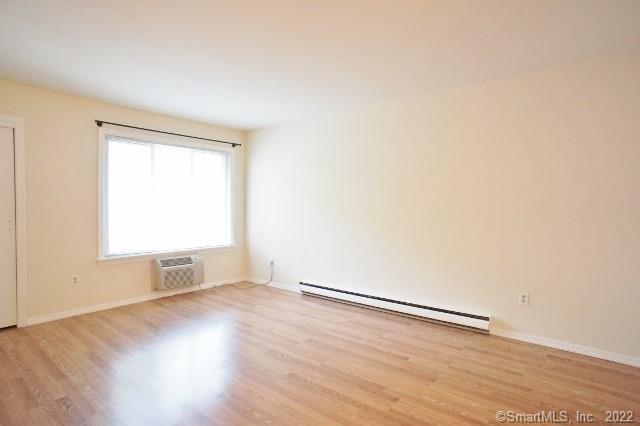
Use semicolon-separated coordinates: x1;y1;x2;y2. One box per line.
71;275;80;285
518;292;529;306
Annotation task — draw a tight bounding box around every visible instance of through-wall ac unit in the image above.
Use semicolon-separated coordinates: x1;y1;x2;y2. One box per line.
155;255;204;290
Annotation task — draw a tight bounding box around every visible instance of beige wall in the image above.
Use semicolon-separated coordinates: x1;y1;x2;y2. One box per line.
0;79;246;319
247;51;640;358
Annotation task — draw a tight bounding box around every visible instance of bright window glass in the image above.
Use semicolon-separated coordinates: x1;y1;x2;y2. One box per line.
103;134;231;257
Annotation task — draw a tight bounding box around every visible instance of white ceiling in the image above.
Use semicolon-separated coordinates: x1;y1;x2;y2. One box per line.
1;0;640;129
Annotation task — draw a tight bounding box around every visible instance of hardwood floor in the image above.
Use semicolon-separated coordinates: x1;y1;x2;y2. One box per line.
0;283;638;425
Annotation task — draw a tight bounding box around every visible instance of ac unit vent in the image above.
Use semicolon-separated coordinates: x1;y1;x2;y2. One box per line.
155;255;204;290
160;257;193;267
163;268;195;289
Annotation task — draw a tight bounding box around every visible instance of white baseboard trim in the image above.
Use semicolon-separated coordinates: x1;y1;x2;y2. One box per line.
244;277;301;293
26;277;244;326
492;328;640;368
268;281;301;293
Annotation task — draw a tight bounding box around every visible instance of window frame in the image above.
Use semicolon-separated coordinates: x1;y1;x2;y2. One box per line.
98;125;236;262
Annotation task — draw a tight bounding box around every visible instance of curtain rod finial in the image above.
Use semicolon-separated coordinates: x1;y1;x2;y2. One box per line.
95;120;103;127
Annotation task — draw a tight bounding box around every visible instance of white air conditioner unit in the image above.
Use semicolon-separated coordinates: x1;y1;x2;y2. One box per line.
155;255;204;290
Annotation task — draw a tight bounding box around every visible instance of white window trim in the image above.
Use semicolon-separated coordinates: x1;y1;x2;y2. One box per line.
97;124;237;262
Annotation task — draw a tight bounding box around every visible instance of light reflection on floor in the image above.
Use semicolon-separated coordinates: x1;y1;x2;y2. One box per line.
108;319;233;423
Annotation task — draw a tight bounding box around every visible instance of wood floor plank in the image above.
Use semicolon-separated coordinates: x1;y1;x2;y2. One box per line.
1;283;639;425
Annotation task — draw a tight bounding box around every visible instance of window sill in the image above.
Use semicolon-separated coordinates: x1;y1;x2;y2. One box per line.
97;245;237;265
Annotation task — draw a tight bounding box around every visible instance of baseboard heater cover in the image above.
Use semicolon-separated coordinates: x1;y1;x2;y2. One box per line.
299;282;490;332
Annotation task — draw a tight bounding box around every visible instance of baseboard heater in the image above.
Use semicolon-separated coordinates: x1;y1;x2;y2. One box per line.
299;282;490;332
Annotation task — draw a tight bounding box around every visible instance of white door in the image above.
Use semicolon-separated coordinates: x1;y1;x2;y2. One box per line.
0;126;16;328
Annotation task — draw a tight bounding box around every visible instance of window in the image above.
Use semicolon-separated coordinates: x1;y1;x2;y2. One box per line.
100;129;233;259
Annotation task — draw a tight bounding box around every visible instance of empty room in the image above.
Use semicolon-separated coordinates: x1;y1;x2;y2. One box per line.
1;1;639;424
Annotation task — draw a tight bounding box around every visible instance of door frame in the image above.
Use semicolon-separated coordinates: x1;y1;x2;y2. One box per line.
0;113;26;327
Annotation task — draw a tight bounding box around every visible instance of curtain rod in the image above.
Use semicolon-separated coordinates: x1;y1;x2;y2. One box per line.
95;120;241;147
